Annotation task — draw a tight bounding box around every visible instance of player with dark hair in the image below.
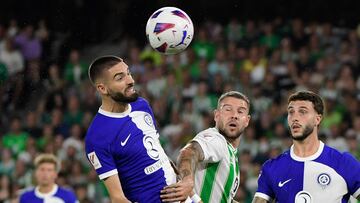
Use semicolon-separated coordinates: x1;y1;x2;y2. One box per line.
85;56;184;202
252;91;360;203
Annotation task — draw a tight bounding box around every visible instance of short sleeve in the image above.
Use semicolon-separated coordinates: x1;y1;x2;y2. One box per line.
340;153;360;197
85;139;118;180
254;161;274;201
69;191;79;203
193;131;227;163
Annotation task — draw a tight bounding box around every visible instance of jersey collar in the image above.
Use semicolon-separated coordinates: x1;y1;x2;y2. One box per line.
98;104;132;118
290;141;324;162
35;184;58;198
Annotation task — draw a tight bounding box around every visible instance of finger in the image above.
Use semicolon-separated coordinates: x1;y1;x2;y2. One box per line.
160;193;184;202
163;184;179;190
161;196;186;202
161;187;178;194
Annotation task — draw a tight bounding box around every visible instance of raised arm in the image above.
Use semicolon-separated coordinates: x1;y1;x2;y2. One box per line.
161;141;204;202
103;175;131;203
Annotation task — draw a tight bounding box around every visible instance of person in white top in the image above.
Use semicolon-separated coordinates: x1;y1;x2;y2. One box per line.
161;91;251;203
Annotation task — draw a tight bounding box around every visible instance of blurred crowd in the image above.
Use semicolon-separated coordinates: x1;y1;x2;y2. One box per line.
0;17;359;203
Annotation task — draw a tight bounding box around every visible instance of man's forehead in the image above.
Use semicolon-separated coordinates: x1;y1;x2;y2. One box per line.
288;100;313;108
108;62;128;73
221;98;248;108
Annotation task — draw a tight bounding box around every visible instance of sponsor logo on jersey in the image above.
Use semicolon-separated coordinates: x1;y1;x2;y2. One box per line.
144;157;168;175
232;176;240;196
88;151;102;169
120;133;131;146
278;179;292;187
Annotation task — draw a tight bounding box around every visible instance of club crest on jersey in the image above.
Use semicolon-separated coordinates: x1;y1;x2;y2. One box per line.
317;173;331;188
144;113;154;127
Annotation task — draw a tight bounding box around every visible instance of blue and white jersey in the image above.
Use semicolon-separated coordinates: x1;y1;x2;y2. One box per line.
85;97;176;203
19;185;78;203
255;142;360;203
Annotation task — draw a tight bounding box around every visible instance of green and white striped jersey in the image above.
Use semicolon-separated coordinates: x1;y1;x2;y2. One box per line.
192;128;240;203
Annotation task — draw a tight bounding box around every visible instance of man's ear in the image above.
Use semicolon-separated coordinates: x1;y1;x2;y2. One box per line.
316;114;322;126
96;83;108;95
214;109;219;123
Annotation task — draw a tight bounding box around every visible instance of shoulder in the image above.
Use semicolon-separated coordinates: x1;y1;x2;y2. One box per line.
322;145;358;163
262;150;291;170
130;97;153;112
19;188;35;199
85;114;115;146
57;186;77;199
194;128;226;143
132;97;149;106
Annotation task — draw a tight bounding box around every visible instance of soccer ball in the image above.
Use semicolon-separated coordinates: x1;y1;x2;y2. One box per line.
146;7;194;55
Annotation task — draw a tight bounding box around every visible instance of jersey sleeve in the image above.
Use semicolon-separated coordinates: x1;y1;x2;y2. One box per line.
19;193;25;203
254;160;274;201
192;131;227;163
85;138;118;180
69;190;79;203
340;152;360;198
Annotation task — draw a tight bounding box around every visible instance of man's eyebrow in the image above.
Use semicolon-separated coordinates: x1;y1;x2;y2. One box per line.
113;72;125;79
287;106;309;110
221;104;247;109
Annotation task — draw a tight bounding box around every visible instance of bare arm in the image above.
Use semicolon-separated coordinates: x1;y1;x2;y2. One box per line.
103;175;131;203
178;141;204;182
251;196;269;203
357;194;360;200
161;141;204;202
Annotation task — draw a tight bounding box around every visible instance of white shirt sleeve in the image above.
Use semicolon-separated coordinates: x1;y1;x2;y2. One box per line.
193;129;227;163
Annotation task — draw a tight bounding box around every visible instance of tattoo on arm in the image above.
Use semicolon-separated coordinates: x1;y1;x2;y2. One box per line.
178;141;204;179
357;194;360;200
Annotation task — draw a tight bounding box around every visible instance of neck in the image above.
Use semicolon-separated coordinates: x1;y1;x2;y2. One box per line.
293;133;320;157
101;98;128;113
38;183;55;194
224;136;240;148
230;138;240;148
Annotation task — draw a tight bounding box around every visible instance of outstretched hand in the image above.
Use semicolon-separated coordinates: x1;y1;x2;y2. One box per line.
160;177;194;202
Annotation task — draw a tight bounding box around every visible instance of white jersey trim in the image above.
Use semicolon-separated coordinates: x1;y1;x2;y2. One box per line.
98;104;132;118
290;141;324;162
254;192;272;201
35;184;58;198
353;187;360;199
99;169;118;180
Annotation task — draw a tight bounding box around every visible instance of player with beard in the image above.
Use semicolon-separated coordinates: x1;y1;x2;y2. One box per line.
161;91;251;203
252;91;360;203
85;56;178;202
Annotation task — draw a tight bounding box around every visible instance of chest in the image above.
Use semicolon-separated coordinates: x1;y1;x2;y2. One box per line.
273;161;348;202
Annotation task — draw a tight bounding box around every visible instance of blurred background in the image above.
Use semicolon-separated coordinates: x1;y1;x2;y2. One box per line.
0;0;360;202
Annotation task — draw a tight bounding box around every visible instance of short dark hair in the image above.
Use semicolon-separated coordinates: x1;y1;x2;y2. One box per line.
217;91;250;111
288;91;324;115
88;55;123;84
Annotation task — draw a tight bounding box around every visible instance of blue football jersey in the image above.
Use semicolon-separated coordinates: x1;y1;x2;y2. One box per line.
19;185;78;203
255;142;360;203
85;97;177;203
